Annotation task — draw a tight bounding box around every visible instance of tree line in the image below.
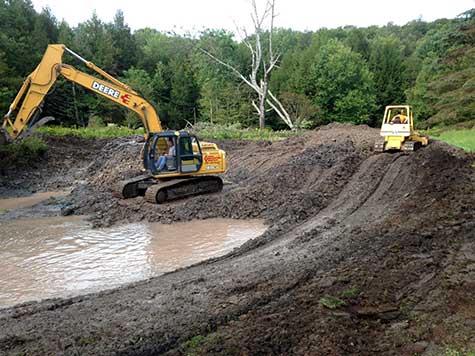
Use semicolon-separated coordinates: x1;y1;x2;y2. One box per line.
1;0;474;130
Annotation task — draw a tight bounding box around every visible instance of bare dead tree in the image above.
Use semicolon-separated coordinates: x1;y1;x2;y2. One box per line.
202;0;293;129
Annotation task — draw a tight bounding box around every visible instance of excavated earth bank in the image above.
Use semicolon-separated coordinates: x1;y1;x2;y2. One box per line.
0;124;474;355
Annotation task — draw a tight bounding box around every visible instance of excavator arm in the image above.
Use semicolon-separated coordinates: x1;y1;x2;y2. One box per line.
1;44;162;142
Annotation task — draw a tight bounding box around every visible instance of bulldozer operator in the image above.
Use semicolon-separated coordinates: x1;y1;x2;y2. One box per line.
391;110;408;124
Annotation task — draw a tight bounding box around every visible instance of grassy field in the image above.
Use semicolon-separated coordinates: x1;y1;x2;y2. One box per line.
36;123;299;141
32;124;475;152
425;128;475;152
37;126;145;139
191;123;299;141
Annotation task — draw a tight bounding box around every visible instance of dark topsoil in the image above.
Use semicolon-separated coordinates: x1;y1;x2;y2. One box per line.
0;124;474;355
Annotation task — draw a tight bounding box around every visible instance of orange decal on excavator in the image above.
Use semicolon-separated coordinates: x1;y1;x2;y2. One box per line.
121;94;131;105
204;155;220;163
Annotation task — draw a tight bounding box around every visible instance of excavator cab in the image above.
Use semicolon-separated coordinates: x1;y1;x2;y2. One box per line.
144;131;203;176
131;130;223;203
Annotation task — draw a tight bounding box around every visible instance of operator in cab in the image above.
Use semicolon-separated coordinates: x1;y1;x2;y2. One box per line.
156;138;176;171
391;110;408;124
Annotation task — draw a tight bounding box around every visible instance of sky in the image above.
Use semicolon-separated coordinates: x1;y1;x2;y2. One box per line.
31;0;475;35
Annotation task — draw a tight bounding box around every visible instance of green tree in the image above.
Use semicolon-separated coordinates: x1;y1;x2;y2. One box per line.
280;92;322;128
310;40;377;124
58;20;74;46
195;29;251;126
70;12;124;124
369;35;407;123
406;55;438;124
31;7;58;55
108;10;137;75
73;12;116;70
122;68;154;128
168;58;200;128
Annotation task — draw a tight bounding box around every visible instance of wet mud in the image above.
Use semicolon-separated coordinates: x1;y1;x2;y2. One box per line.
0;124;474;355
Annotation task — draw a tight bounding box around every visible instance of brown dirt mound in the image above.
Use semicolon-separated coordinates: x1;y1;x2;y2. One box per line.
0;123;474;355
63;123;379;227
0;134;110;196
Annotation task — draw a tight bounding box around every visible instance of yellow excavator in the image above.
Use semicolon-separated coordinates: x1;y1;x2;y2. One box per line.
374;105;429;152
0;44;226;203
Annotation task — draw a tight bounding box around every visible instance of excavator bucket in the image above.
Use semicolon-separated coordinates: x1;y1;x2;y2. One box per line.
0;116;55;144
0;128;11;145
17;116;55;140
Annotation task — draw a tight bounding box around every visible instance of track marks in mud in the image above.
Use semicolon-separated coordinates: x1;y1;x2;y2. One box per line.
291;153;406;237
343;153;412;225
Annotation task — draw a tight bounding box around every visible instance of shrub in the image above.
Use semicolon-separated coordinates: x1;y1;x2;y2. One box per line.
191;122;299;141
87;115;105;128
0;136;48;167
319;295;347;309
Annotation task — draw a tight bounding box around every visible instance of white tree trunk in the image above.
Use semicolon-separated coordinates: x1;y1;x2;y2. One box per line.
201;0;293;129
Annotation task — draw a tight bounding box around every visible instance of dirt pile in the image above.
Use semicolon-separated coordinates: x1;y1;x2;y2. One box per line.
0;124;473;355
0;135;108;196
63;124;379;227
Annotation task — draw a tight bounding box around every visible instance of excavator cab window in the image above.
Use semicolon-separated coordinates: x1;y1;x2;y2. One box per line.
146;134;178;175
164;137;177;171
178;135;202;173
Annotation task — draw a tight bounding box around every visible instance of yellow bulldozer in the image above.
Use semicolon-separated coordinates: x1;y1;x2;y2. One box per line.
374;105;429;152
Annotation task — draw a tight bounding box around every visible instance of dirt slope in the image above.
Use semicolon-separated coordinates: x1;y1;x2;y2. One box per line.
0;135;110;196
0;124;473;355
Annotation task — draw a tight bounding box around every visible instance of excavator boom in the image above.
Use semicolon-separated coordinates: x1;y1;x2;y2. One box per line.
1;45;63;141
1;44;162;141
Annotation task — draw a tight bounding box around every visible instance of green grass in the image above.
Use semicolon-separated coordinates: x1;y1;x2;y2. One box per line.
37;125;145;139
445;347;475;356
181;334;223;356
423;127;475;152
435;129;475;152
37;123;300;141
0;136;48;165
319;295;347;310
191;122;300;141
340;287;359;299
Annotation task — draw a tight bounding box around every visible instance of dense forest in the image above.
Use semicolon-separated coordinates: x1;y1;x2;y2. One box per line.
1;0;474;130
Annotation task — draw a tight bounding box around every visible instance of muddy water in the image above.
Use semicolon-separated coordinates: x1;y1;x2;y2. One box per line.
0;217;266;308
0;191;67;210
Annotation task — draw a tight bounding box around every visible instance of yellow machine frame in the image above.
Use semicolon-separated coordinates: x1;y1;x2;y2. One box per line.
376;105;429;152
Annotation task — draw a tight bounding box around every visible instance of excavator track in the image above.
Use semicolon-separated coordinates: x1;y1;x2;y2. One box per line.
114;174;152;199
145;176;223;204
